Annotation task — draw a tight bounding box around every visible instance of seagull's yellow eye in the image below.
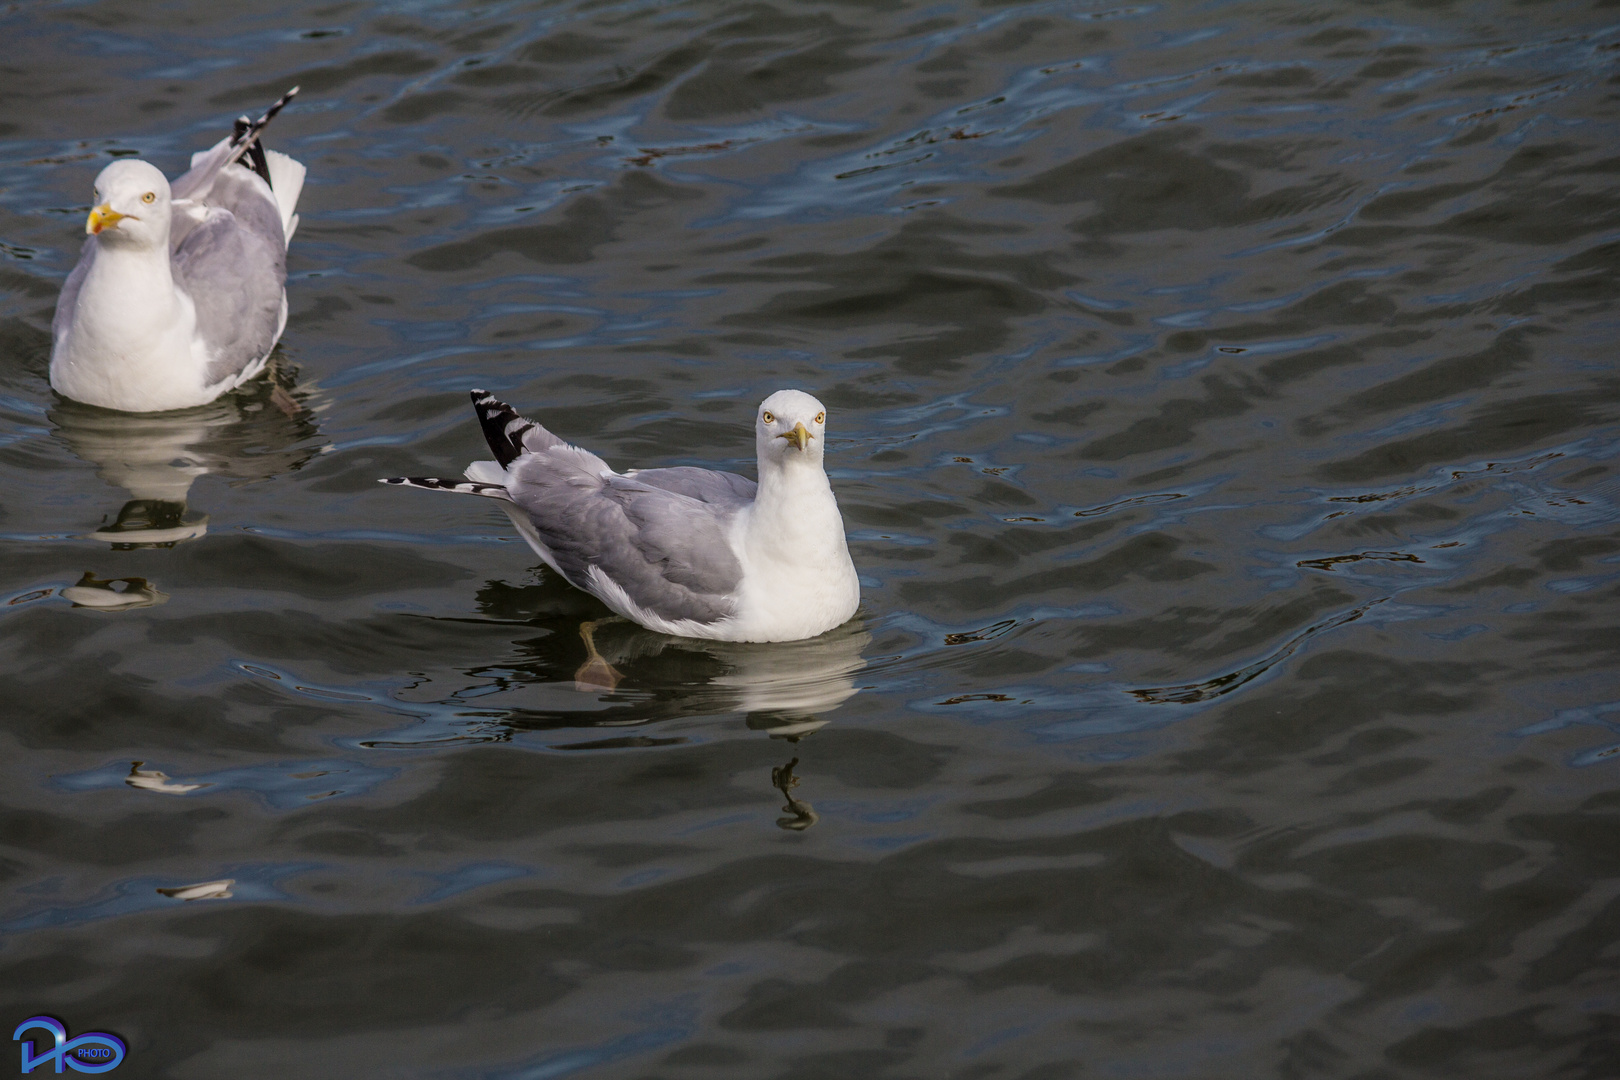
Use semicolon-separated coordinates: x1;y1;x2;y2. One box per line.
814;411;825;424
762;411;774;424
141;192;155;204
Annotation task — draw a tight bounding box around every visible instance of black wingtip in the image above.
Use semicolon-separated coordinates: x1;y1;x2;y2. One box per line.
469;390;532;467
379;476;512;499
246;141;272;188
260;85;299;123
229;85;300;157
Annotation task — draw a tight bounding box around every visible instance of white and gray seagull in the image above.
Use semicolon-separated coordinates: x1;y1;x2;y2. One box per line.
50;88;305;413
384;389;861;644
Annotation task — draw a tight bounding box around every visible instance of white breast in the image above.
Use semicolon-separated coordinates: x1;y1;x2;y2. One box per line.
725;471;861;643
52;247;209;412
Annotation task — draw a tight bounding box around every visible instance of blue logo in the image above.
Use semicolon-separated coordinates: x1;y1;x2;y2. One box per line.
12;1017;125;1074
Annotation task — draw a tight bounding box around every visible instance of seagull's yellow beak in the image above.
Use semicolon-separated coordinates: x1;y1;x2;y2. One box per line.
86;204;128;235
777;421;813;451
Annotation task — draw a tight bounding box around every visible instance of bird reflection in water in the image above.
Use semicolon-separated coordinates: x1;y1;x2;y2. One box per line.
770;757;818;831
126;760;208;794
561;617;865;833
409;585;871;829
50;367;322;548
156;879;234;901
548;613;870;720
567;615;869;715
60;572;168;611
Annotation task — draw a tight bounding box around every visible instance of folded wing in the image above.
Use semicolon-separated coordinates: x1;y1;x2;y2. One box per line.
386;392;751;629
506;452;745;626
173;193;288;389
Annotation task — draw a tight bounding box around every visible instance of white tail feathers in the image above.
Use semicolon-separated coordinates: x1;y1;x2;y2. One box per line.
464;459;508;485
179;142;305;245
264;150;306;244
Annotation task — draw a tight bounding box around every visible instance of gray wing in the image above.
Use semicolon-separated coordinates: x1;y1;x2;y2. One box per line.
468;392;757;509
507;450;747;625
624;466;757;509
171;165;288;387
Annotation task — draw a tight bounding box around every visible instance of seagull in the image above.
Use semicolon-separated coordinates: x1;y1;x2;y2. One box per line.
384;389;862;644
49;88;305;413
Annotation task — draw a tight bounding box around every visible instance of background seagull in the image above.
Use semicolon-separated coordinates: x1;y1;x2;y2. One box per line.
50;88;304;413
384;389;861;644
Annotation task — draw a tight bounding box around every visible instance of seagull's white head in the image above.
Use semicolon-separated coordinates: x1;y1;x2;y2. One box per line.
756;389;829;469
86;160;171;247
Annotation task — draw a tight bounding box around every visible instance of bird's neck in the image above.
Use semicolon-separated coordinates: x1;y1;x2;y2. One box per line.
79;238;181;339
745;458;844;563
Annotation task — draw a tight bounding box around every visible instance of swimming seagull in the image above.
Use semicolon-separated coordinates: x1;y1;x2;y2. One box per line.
50;88;305;413
383;389;861;643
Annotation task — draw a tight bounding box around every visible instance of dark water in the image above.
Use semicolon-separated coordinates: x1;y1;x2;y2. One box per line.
2;0;1619;1075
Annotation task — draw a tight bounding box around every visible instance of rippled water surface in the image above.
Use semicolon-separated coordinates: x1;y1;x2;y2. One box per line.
3;0;1620;1075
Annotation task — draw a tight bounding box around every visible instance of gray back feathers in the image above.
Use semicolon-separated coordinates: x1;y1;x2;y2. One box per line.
169;88;299;387
508;455;746;625
176;166;289;387
625;466;757;506
388;392;755;627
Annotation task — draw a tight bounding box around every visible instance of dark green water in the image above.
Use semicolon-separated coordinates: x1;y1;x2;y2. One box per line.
3;1;1619;1076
